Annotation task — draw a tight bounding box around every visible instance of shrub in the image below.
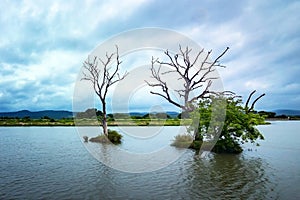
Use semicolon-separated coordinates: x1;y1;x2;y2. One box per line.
107;129;122;144
171;134;193;148
89;129;122;144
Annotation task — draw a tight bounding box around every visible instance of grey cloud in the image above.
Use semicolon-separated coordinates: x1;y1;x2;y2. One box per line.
1;0;299;112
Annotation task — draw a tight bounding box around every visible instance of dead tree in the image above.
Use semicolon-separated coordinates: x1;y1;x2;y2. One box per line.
145;45;229;140
81;45;128;136
245;90;265;113
145;45;229;113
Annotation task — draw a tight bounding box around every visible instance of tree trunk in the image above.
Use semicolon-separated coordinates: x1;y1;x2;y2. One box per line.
102;101;108;136
102;115;108;136
190;110;202;141
194;130;200;140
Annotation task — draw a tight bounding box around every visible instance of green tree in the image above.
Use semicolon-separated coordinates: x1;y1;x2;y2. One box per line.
190;93;265;153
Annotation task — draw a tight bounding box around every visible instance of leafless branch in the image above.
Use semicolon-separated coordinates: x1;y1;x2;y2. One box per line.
245;90;265;113
249;93;265;112
146;45;229;112
245;90;256;110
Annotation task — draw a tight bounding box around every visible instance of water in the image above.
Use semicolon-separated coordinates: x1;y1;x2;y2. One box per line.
0;121;299;199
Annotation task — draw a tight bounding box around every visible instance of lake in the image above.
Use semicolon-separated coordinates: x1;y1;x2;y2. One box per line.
0;121;299;199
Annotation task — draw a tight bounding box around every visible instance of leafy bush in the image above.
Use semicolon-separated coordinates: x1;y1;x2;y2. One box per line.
89;129;122;144
107;129;122;144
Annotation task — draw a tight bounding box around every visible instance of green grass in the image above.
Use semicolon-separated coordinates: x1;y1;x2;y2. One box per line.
0;118;192;126
0;118;75;126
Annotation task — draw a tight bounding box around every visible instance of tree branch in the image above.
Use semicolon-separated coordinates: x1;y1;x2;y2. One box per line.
245;90;256;111
146;45;229;112
249;93;265;112
81;45;128;104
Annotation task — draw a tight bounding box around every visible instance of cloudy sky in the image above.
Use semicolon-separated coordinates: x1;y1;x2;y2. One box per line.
1;0;299;112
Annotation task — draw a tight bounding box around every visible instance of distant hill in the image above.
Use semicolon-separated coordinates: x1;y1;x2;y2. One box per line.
165;111;180;118
129;112;147;117
3;109;299;119
0;110;179;119
274;109;300;116
0;110;74;119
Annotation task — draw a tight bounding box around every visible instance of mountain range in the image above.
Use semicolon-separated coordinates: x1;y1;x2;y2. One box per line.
0;110;74;119
0;110;180;119
273;109;300;116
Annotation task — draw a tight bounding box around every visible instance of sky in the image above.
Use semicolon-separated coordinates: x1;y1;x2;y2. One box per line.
0;0;299;113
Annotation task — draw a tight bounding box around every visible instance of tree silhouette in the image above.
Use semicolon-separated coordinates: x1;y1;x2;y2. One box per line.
146;45;229;113
146;45;229;140
81;45;128;136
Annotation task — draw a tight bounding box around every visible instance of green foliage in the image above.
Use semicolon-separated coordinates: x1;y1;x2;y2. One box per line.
142;113;171;119
212;139;243;153
23;116;31;121
107;114;115;121
258;111;276;118
190;94;265;153
89;129;122;144
107;129;122;144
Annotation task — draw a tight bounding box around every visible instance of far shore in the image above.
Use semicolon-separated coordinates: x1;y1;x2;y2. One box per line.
0;118;186;127
0;117;299;127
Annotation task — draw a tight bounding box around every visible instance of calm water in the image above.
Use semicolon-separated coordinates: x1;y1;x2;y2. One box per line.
0;121;299;199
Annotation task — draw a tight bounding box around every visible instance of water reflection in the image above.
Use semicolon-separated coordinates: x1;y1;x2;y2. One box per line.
2;125;297;199
80;126;189;173
78;126;280;198
181;152;278;199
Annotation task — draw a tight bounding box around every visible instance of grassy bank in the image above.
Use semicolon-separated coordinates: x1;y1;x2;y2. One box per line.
0;117;192;126
1;117;298;127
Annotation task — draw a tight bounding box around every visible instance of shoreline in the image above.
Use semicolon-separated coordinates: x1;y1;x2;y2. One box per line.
0;118;299;127
0;118;186;127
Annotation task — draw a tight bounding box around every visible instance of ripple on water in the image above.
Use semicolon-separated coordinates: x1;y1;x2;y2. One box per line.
0;126;293;199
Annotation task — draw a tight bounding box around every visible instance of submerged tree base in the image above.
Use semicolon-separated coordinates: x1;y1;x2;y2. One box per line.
210;140;243;154
171;135;243;154
189;140;243;154
89;129;122;144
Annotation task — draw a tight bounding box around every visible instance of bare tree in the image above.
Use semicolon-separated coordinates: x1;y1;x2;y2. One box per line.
145;46;229;141
81;45;128;136
145;45;229;113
